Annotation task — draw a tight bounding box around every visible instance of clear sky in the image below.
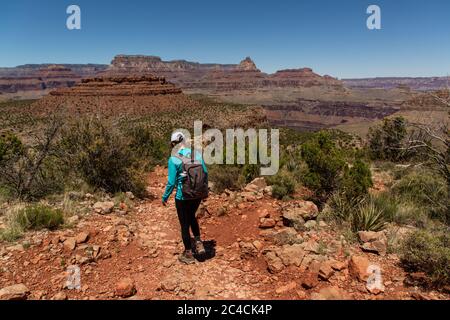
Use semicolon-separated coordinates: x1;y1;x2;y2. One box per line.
1;0;449;78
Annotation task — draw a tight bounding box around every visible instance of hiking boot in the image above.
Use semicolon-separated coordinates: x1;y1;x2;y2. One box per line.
178;250;196;264
195;240;206;255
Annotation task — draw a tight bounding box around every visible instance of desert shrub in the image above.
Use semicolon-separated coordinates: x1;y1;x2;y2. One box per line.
59;117;146;197
241;164;261;184
400;230;450;287
126;124;168;167
392;169;449;224
266;171;296;200
209;165;244;193
351;200;387;232
340;159;373;200
301;131;345;199
0;124;65;200
368;116;408;161
0;133;24;163
16;204;64;231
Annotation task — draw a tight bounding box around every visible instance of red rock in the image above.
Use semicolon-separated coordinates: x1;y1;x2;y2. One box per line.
301;273;319;289
275;281;298;294
311;286;350;300
259;218;276;229
115;278;137;298
349;256;370;282
319;262;335;280
75;232;90;244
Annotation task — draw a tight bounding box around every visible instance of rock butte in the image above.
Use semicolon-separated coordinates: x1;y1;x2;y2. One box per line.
31;74;198;117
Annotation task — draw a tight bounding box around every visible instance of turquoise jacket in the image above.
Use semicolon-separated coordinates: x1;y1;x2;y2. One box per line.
162;147;208;202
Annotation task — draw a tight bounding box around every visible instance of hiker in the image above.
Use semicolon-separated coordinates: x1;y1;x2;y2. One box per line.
162;131;209;264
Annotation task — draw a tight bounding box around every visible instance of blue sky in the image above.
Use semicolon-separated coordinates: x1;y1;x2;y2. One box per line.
1;0;449;78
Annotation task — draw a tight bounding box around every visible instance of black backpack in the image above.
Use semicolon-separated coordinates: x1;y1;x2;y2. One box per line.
175;149;209;200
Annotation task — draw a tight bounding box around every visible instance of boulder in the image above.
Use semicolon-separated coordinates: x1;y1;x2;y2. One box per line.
75;232;90;244
349;255;370;282
358;231;385;243
301;273;319;289
244;177;267;192
319;261;335;280
276;244;305;267
259;218;276;229
358;231;387;255
63;238;77;251
115;278;137;298
361;240;387;256
264;251;284;273
282;201;318;230
93;201;115;214
0;284;30;300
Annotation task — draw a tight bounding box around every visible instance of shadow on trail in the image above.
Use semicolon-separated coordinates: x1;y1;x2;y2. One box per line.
192;239;216;262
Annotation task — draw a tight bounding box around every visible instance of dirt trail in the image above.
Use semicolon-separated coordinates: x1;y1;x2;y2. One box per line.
1;166;448;300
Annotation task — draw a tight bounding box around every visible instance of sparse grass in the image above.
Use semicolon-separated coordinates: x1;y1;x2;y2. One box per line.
15;204;64;231
392;169;449;224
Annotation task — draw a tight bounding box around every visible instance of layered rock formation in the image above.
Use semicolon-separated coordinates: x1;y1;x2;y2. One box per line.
104;55;343;92
31;75;196;117
50;76;182;96
0;65;81;93
343;77;450;91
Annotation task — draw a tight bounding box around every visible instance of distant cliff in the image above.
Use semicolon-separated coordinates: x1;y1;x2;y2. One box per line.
343;77;449;91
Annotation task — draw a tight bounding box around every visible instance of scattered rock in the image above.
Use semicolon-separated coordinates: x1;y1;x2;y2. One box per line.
259;218;276;229
319;262;335;280
358;231;387;255
264;251;284;273
276;244;305;267
75;232;90;244
349;255;370;282
0;284;30;300
361;240;387;256
282;201;319;225
93;201;115;214
52;291;68;300
301;273;319;289
244;177;267;192
115;278;137;298
304;239;320;254
311;286;349;300
63;238;77;251
275;281;297;294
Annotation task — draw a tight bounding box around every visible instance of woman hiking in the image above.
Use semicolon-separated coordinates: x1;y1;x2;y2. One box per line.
162;131;209;264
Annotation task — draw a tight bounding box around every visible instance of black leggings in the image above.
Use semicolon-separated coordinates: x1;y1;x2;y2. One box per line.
175;199;202;251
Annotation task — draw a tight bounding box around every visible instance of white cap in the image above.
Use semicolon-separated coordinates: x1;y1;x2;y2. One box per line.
170;131;185;144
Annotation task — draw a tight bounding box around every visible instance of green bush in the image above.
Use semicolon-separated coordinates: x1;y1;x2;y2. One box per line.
0;133;24;163
126;124;168;167
392;169;449;224
266;171;296;200
16;204;64;231
209;165;244;193
59;118;146;197
367;116;408;161
301;131;345;198
341;159;373;200
400;230;450;287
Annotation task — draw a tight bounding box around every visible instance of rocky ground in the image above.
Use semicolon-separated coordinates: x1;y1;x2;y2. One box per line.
0;167;448;300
